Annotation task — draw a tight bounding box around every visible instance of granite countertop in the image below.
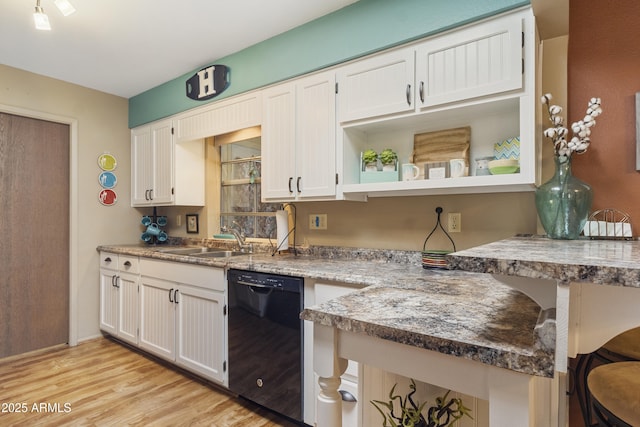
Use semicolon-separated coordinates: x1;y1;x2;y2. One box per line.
448;234;640;287
98;242;555;378
300;270;555;378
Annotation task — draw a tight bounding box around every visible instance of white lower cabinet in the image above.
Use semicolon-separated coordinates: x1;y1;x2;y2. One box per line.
138;276;176;360
100;255;227;386
304;280;364;426
138;259;227;385
99;252;139;346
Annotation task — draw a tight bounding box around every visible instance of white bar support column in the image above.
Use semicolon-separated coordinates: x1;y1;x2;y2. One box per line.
314;323;348;427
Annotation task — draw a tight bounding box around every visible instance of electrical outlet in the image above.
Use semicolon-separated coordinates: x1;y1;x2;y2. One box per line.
176;215;182;227
448;213;461;232
309;214;328;230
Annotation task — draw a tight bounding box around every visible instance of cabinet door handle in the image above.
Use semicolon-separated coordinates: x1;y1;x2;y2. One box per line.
288;177;293;194
296;177;301;193
169;288;174;303
149;189;154;200
115;276;120;288
145;190;149;201
111;275;116;287
123;261;132;267
339;390;357;402
419;81;425;103
406;84;412;106
174;290;180;304
104;257;112;263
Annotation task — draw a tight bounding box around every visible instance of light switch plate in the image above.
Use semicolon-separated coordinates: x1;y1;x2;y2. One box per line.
309;214;327;230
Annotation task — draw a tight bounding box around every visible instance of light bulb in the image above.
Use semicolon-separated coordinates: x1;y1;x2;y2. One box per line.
34;6;51;30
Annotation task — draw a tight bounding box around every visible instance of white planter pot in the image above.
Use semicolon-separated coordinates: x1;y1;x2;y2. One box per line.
365;163;378;172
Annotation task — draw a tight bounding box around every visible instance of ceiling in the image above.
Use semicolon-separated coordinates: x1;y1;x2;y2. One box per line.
0;0;359;98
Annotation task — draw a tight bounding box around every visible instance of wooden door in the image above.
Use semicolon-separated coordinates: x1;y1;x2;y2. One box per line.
0;112;70;358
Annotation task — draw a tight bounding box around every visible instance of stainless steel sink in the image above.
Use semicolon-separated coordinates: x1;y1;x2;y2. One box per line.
155;246;205;255
155;246;248;257
192;250;248;258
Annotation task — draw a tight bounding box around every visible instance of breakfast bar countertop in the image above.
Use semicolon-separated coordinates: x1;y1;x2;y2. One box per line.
447;234;640;287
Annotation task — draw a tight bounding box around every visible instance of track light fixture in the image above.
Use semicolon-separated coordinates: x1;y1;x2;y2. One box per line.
34;0;76;31
33;0;51;30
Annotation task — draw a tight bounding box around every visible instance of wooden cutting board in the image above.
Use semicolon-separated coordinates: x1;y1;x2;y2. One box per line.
412;126;471;165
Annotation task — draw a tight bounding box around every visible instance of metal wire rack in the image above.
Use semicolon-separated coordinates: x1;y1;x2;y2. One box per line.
583;208;634;240
422;207;456;269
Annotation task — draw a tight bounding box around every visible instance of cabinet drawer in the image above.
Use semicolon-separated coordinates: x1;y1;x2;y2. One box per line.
140;258;225;291
119;255;139;274
100;252;118;269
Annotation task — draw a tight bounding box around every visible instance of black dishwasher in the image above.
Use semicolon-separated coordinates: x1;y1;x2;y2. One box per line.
227;269;304;423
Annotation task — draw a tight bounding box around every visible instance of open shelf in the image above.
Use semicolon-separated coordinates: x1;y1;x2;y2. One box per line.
339;94;538;198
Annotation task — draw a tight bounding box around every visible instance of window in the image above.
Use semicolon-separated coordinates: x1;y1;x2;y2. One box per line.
219;131;279;239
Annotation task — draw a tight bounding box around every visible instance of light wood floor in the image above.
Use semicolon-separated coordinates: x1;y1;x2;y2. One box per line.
0;337;300;427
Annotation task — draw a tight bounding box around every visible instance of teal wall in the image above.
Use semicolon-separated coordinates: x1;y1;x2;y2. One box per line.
129;0;529;128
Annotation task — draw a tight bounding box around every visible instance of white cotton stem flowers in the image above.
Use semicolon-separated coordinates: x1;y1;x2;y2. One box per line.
541;94;602;162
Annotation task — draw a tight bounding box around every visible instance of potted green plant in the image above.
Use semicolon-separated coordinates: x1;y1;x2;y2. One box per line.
363;149;379;171
379;148;398;171
371;379;473;427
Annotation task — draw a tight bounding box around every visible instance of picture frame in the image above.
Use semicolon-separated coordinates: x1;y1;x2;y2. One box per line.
186;214;199;233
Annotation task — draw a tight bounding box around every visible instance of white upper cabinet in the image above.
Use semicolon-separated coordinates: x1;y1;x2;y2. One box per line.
337;48;415;123
262;70;336;202
336;9;526;124
131;119;205;207
131;125;154;206
150;120;174;205
336;8;538;198
415;11;524;109
130;8;536;202
296;72;337;199
261;82;297;201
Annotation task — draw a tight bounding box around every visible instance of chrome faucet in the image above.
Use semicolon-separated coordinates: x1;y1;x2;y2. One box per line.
222;224;253;253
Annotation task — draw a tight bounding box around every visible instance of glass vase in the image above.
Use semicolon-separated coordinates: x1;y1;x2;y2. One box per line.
535;156;593;239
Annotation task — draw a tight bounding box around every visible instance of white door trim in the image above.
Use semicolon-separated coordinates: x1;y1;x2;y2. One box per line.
0;103;79;347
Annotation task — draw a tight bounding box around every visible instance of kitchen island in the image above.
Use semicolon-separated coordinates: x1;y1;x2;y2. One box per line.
301;235;640;427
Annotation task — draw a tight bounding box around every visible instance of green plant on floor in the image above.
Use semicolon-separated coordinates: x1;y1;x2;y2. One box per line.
363;149;379;165
379;148;398;166
371;379;473;427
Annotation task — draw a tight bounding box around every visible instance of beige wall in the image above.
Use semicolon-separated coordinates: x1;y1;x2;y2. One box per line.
0;64;138;342
293;193;536;252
